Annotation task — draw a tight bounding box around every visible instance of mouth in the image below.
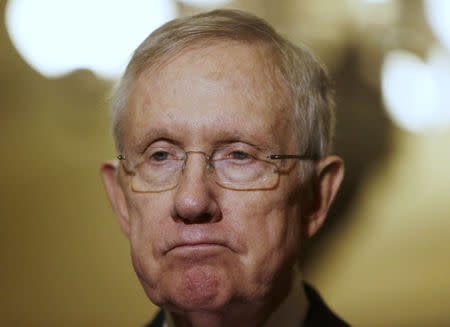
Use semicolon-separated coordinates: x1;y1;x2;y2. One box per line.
165;241;231;256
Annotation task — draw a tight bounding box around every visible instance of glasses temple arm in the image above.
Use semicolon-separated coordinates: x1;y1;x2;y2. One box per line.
267;154;319;160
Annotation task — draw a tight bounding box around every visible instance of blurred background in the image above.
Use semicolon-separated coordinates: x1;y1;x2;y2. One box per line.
1;0;449;326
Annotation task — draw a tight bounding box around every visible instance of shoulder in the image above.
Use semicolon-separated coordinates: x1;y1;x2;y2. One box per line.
304;283;350;327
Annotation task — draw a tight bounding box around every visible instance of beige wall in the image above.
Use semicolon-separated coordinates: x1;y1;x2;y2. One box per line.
1;1;449;326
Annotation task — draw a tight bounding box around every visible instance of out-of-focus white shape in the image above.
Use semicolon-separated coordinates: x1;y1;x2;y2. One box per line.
177;0;231;7
5;0;176;79
382;48;450;133
427;47;450;128
425;0;450;52
382;51;438;132
362;0;390;3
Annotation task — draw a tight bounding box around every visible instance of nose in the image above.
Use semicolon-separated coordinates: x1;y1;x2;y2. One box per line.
172;151;221;224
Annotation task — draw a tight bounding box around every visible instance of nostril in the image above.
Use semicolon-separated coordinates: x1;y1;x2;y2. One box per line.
178;212;213;224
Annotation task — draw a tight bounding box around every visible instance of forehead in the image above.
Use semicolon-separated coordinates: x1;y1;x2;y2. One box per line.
122;41;295;152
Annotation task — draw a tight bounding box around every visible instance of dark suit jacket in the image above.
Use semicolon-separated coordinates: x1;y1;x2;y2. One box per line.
145;283;349;327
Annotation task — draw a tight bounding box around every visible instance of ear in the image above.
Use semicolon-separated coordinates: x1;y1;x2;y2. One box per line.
100;160;131;239
303;155;344;238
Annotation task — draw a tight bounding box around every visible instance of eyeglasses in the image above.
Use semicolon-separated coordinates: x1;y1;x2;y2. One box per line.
117;145;316;192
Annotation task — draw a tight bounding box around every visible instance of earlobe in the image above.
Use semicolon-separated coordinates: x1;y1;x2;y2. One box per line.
303;155;344;238
100;160;131;239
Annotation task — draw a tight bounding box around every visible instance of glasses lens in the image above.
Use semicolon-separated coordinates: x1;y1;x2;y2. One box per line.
131;158;183;192
213;156;279;190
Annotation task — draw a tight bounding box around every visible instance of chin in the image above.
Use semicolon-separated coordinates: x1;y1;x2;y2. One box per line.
149;264;235;312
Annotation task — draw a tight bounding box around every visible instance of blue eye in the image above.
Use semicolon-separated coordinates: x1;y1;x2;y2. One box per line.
151;151;169;161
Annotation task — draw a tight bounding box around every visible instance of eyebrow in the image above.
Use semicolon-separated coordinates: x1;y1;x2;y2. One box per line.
211;128;278;151
130;125;276;155
131;128;173;154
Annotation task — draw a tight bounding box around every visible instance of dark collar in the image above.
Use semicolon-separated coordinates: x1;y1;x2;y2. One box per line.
303;283;350;327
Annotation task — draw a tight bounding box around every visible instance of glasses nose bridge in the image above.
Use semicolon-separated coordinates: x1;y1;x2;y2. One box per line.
182;150;212;171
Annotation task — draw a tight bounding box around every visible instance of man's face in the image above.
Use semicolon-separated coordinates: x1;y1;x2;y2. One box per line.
116;42;306;311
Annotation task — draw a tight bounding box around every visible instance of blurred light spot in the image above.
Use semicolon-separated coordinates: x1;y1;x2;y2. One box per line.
381;49;450;132
5;0;176;79
425;0;450;52
177;0;231;7
362;0;390;3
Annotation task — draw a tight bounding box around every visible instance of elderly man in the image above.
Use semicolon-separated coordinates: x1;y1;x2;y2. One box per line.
101;9;347;327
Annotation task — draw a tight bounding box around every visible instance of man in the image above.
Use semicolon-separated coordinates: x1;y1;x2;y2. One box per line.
101;9;347;327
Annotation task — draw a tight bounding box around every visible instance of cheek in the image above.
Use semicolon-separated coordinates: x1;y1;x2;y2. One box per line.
128;192;172;241
223;189;302;269
126;193;173;284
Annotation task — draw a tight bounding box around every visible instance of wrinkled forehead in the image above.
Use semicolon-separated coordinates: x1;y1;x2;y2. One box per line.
122;41;295;152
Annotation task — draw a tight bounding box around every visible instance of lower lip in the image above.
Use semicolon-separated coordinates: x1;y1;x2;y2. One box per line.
168;244;227;258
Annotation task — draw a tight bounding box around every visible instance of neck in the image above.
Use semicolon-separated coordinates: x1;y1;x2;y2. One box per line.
169;298;283;327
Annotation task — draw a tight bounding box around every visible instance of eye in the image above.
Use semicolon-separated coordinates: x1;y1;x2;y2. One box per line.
230;151;252;160
150;151;170;161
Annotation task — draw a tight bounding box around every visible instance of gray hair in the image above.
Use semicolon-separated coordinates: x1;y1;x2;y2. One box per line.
111;9;335;159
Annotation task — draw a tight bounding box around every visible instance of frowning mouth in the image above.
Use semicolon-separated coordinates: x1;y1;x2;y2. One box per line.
165;242;230;256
